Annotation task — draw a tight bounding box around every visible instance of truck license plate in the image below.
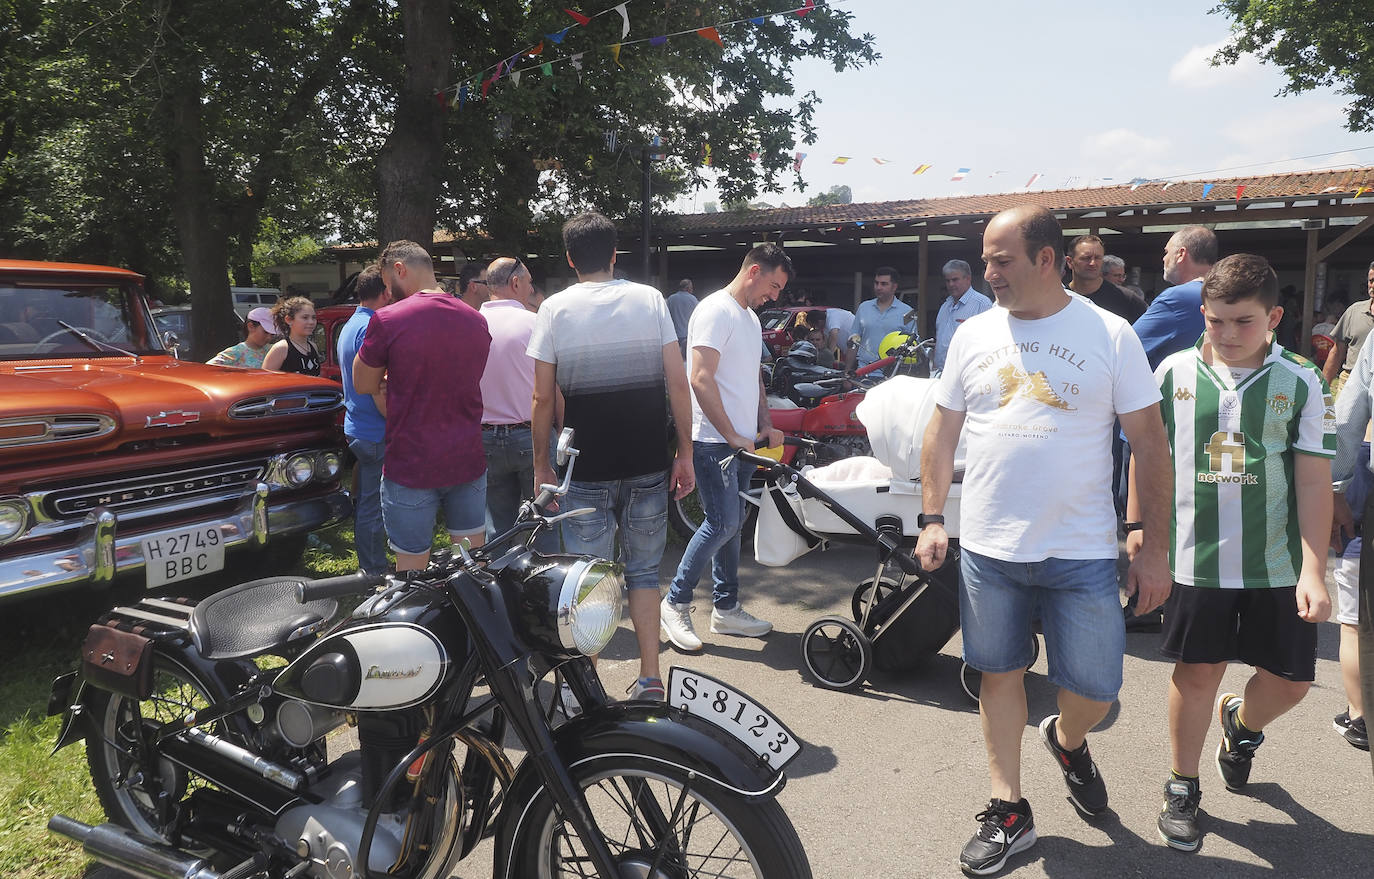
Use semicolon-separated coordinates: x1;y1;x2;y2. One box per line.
667;668;802;769
142;525;225;588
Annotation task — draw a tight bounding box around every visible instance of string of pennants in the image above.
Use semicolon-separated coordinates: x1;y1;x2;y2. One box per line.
437;0;820;110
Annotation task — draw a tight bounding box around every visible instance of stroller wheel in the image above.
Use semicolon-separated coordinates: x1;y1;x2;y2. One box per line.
801;616;873;691
850;577;901;630
959;633;1042;703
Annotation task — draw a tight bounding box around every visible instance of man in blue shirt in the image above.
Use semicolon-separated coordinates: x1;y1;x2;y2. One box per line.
845;266;913;372
338;265;393;574
1133;226;1216;369
934;259;993;372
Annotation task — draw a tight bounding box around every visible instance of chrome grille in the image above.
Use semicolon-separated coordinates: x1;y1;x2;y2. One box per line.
0;414;116;448
47;460;264;517
230;390;342;419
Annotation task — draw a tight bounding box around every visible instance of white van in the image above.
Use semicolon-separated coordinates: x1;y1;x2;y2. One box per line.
230;287;281;320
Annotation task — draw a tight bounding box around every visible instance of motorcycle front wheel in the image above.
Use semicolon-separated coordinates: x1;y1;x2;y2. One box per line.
508;760;811;878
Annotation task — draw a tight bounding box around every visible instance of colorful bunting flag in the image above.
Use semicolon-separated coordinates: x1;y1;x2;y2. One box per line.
547;27;572;44
437;91;448;109
1201;183;1215;198
1025;173;1042;188
750;16;766;24
458;83;468;109
1235;184;1246;201
482;74;495;98
697;27;724;48
798;0;816;16
565;8;590;26
605;131;618;152
527;43;543;56
610;43;622;67
703;143;712;166
912;163;932;175
872;158;892;165
614;3;630;39
833;156;852;164
570;53;584;71
950;168;970;181
650;135;666;161
650;35;667;46
1356;185;1371;200
793;152;807;171
749;150;761;161
1162;181;1175;190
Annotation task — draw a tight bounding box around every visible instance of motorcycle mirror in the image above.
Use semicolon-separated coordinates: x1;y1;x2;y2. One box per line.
555;427;575;466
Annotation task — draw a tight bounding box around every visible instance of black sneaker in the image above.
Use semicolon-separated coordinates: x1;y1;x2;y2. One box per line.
1334;710;1370;751
1157;776;1202;851
959;798;1036;876
1039;714;1108;816
1216;693;1264;791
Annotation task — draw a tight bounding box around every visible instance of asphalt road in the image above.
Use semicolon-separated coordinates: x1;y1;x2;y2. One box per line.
85;540;1372;879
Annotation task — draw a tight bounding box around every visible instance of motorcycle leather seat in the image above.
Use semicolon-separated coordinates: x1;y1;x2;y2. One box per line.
771;408;806;432
190;576;339;660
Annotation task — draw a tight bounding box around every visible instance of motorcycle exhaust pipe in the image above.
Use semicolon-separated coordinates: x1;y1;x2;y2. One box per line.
48;814;220;879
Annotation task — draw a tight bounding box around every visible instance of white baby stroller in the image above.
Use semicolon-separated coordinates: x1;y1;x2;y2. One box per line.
744;377;1040;694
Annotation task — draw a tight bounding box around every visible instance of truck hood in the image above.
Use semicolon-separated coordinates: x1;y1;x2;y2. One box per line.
0;356;342;460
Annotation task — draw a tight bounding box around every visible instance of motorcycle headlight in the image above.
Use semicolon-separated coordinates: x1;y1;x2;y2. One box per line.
557;559;625;655
503;553;625;659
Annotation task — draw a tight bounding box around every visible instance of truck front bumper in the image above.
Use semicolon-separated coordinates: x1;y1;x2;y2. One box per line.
0;482;352;602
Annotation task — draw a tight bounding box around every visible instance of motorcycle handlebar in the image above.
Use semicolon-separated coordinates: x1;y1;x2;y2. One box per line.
296;572;386;603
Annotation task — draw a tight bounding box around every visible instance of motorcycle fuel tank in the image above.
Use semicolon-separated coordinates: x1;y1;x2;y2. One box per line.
274;622;448;711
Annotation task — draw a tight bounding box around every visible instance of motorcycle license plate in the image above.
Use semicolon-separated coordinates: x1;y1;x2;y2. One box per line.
142;525;225;588
667;668;802;769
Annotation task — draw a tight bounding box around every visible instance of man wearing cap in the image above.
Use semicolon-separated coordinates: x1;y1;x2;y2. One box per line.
337;264;393;575
207;307;280;368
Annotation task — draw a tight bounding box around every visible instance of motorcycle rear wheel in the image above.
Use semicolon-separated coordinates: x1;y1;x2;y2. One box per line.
508;760;811;878
668;488;760;545
85;655;217;842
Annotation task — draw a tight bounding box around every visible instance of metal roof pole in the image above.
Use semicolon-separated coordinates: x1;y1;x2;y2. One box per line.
1303;227;1319;355
918;231;930;340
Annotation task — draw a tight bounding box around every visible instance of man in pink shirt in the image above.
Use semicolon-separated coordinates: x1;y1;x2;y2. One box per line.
480;257;556;548
354;240;491;571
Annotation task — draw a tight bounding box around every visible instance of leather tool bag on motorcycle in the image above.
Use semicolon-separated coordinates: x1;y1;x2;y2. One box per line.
80;624;154;700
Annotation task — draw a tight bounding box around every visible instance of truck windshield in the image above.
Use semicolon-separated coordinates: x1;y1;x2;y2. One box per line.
0;283;162;360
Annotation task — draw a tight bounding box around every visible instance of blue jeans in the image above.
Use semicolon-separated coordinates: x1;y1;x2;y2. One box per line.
960;549;1124;703
667;442;752;610
382;473;487;556
347;436;388;575
482;425;557;552
562;470;668;591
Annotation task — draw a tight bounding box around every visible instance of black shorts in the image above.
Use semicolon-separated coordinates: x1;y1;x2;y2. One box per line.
1159;583;1317;682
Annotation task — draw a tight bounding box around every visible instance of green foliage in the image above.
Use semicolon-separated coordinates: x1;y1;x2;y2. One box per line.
808;184;852;206
1214;0;1374;131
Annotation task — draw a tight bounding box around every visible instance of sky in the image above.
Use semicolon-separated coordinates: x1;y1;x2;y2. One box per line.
672;0;1374;212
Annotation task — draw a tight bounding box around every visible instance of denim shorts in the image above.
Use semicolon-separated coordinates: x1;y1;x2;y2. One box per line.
562;470;668;591
382;473;487;556
960;549;1125;703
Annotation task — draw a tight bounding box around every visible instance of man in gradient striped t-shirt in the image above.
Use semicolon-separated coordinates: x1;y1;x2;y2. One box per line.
1127;254;1334;853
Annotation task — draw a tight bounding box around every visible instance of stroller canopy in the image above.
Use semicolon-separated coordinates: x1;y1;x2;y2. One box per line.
854;376;966;481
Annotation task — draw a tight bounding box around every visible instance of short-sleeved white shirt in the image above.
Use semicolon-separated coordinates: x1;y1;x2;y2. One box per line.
688;289;762;443
935;295;1161;562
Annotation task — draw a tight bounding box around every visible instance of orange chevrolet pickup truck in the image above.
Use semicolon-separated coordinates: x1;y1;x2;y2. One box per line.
0;260;351;603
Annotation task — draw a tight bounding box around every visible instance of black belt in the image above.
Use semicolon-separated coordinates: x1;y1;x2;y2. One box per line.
482;421;532;431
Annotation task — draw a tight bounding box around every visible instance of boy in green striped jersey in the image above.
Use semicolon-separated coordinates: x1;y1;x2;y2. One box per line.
1127;253;1334;852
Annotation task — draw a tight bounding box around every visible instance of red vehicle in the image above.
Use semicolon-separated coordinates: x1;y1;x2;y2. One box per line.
0;260;351;603
313;302;359;383
760;306;840;357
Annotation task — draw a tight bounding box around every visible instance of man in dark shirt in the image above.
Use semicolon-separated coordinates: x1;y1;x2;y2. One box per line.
354;240;491;571
1065;234;1145;323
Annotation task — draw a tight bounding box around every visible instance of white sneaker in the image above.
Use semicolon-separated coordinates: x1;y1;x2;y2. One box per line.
710;604;772;637
660;598;703;651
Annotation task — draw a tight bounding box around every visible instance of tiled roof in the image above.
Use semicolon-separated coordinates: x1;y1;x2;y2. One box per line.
654;166;1374;236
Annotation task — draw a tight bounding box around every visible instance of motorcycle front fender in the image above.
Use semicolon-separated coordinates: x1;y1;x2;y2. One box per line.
492;701;787;878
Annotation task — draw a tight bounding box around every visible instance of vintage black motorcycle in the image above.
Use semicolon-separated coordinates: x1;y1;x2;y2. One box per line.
47;429;811;879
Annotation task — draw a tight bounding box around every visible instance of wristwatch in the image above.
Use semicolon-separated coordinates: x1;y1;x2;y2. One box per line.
917;513;945;530
1123;522;1144;533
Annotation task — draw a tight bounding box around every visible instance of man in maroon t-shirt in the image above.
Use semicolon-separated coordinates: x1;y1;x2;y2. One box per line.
354;240;491;571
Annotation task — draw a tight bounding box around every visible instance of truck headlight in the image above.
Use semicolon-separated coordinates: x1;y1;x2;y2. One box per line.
285;453;315;486
0;499;29;545
315;451;342;481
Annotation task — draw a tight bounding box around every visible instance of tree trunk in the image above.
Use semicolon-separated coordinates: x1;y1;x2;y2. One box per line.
376;0;453;252
164;82;237;359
